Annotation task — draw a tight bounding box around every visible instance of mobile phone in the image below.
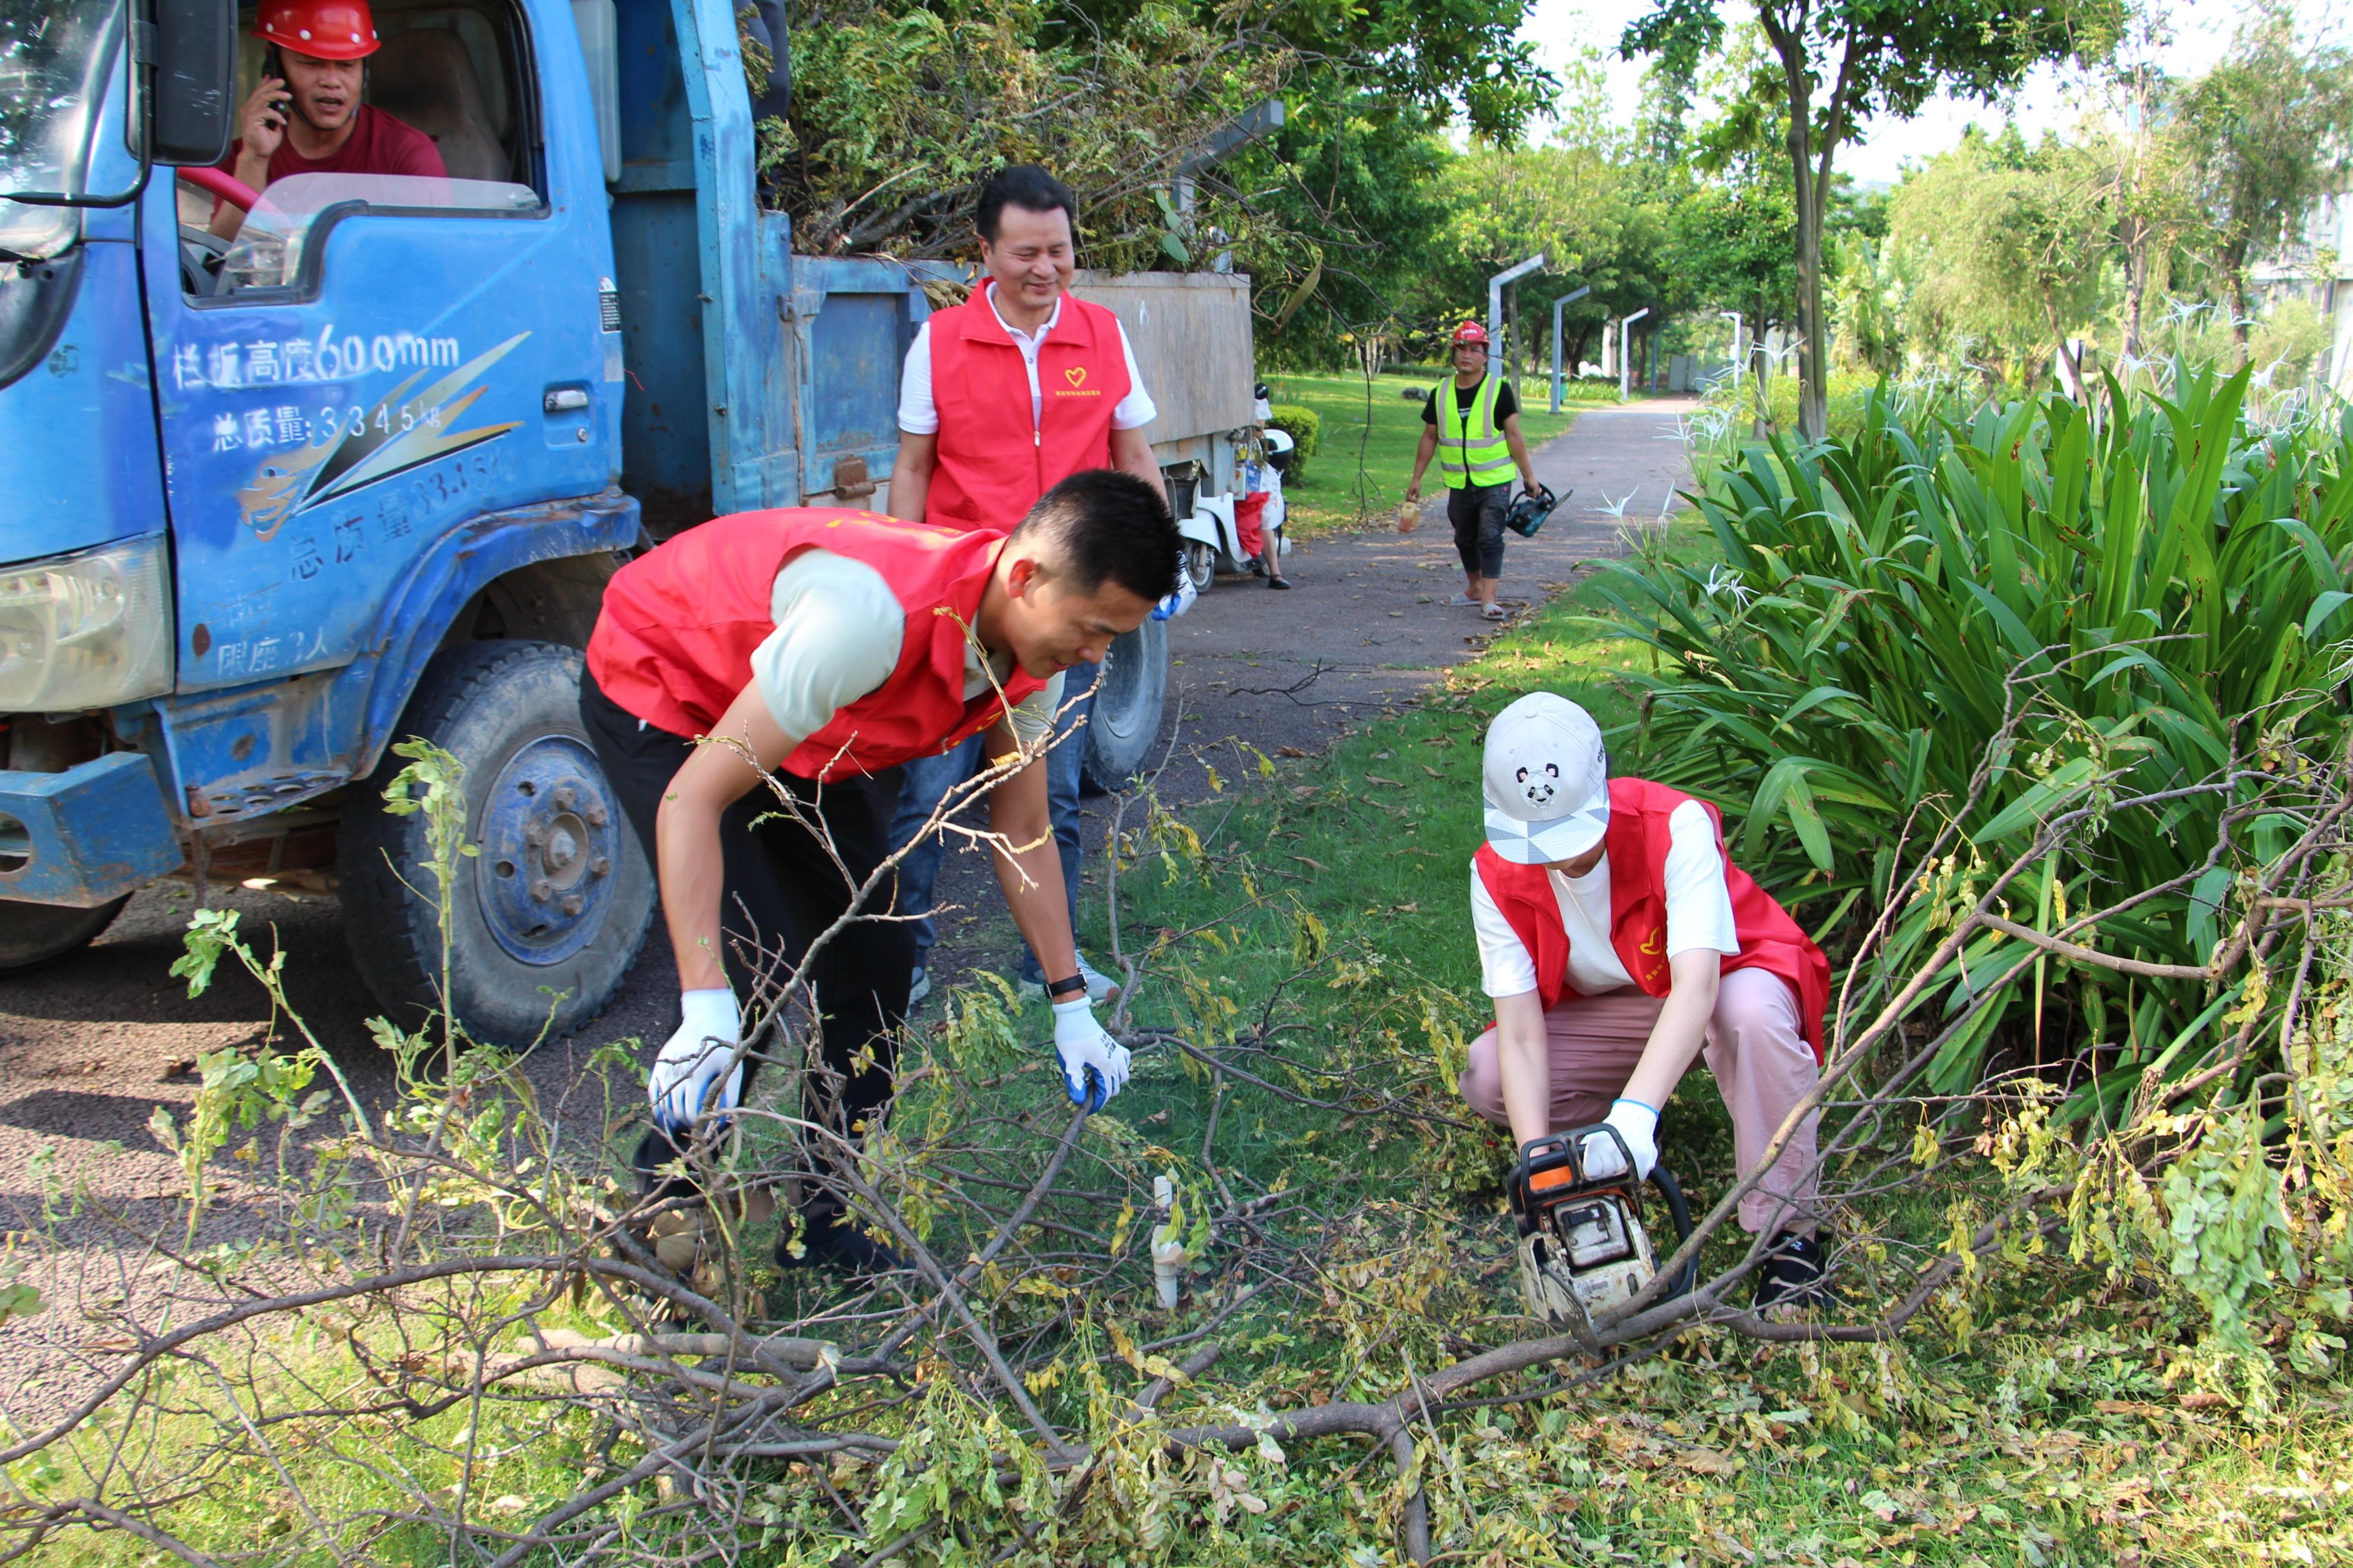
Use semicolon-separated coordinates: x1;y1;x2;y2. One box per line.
261;46;292;119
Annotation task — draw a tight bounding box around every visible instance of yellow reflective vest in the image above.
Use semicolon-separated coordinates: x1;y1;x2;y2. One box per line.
1437;374;1514;489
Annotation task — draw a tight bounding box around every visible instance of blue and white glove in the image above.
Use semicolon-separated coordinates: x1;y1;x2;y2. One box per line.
1052;997;1131;1110
1151;552;1199;621
1579;1097;1659;1182
650;987;744;1133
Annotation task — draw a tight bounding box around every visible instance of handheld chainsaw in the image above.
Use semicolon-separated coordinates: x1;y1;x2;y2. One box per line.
1509;1124;1694;1337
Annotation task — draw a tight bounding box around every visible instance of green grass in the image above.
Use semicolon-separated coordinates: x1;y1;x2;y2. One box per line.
1260;370;1586;536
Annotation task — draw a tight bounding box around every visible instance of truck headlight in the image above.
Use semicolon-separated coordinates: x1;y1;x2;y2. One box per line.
0;535;174;714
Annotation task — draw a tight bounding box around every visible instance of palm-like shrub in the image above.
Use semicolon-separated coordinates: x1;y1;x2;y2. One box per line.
1598;364;2353;1105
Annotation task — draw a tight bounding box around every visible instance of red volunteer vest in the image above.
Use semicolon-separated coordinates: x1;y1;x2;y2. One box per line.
925;289;1131;531
585;508;1045;781
1473;778;1830;1060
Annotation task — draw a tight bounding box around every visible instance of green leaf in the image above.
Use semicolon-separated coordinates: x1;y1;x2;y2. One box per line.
1781;769;1833;873
1970;756;2098;847
2303;590;2353;641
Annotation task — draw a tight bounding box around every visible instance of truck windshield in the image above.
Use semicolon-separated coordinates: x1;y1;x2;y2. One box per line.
0;0;122;259
217;173;543;292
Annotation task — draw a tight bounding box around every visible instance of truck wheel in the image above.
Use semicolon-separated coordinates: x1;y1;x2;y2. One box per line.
0;895;129;972
1182;542;1214;591
338;641;654;1047
1082;618;1167;792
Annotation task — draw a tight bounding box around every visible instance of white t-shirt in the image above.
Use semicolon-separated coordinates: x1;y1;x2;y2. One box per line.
1470;799;1741;999
897;284;1158;435
747;551;1062;746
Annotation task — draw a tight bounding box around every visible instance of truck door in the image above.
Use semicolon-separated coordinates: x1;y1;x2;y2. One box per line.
144;1;618;707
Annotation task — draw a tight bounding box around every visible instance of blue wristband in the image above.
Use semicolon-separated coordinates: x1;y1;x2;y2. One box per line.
1612;1096;1660;1118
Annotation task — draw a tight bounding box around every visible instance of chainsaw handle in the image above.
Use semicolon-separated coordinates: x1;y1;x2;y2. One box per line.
1508;1123;1639;1230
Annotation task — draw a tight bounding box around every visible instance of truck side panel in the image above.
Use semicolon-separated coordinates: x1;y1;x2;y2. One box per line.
788;254;928;505
153;488;637;824
610;0;712;532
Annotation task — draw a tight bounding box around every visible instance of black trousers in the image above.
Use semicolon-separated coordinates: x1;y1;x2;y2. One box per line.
1448;481;1510;578
580;668;913;1216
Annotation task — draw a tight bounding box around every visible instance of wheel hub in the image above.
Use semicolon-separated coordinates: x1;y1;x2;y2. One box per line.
474;735;624;966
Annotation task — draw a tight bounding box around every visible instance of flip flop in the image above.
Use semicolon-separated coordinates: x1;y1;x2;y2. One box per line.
1481;602;1507;621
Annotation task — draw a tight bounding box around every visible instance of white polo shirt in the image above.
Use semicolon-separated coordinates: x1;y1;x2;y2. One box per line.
748;552;1062;745
1469;800;1739;998
897;283;1158;435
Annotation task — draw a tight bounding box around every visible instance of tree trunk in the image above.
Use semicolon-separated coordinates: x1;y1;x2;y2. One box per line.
2227;241;2255;361
2122;217;2147;362
1764;8;1831;441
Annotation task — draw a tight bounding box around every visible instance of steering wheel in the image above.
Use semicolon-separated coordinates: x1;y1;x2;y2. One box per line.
172;167;262;297
176;164;261;213
177;222;233;296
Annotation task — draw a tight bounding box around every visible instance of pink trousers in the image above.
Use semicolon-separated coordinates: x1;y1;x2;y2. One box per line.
1459;968;1821;1235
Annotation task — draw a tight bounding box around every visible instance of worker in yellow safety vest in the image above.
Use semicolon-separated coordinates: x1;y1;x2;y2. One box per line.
1405;320;1542;622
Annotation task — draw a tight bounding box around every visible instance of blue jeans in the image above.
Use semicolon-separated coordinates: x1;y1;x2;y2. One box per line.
888;660;1095;980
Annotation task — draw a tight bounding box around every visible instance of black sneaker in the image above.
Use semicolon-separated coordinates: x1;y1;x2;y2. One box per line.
1754;1229;1833;1312
775;1211;907;1277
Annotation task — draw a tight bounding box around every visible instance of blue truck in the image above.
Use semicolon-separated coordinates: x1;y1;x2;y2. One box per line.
0;0;1250;1041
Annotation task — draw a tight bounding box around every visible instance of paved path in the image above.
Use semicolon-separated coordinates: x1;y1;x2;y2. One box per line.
1153;398;1701;779
0;400;1699;1339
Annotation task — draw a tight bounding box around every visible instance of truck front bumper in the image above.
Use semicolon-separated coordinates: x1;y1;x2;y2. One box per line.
0;751;184;907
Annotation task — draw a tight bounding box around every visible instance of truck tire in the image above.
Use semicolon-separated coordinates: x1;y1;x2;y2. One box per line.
1082;618;1167;792
338;641;654;1047
0;895;129;972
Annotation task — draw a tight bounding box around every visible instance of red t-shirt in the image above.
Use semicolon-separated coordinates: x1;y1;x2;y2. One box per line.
220;104;447;190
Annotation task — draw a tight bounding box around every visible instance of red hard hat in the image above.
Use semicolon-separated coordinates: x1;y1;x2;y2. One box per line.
253;0;380;60
1452;320;1490;345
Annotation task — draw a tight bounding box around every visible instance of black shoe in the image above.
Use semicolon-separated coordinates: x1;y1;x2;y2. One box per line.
775;1211;907;1277
633;1125;702;1204
1267;574;1292;589
1754;1229;1832;1312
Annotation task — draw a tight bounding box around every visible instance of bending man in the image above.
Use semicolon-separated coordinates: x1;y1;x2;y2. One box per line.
1463;692;1833;1309
582;472;1179;1274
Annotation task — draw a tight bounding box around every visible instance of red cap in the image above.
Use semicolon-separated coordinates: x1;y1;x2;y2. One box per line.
1452;320;1490;346
253;0;380;61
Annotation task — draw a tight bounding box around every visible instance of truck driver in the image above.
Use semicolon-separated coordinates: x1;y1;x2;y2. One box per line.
1463;692;1836;1311
580;472;1180;1274
208;0;446;241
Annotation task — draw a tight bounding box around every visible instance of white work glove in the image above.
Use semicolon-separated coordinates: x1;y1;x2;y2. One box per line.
1052;997;1131;1111
650;987;744;1133
1151;553;1199;621
1580;1097;1660;1182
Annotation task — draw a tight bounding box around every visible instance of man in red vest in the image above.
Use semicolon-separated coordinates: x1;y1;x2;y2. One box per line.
885;166;1168;1010
582;472;1180;1273
1461;692;1834;1309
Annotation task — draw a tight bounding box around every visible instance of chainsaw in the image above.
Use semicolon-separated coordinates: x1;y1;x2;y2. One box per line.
1509;1123;1695;1338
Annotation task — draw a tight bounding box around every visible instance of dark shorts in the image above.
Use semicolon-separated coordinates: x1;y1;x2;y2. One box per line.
1447;482;1510;577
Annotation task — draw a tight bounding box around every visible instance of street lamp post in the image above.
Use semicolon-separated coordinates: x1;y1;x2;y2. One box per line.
1549;285;1592;413
1619;306;1651;403
1487;253;1544;382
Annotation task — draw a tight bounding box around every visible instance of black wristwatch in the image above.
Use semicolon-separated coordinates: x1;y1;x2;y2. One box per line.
1044;974;1087;1001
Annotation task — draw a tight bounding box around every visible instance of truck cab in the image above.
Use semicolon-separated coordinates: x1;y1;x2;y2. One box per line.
0;0;1232;1041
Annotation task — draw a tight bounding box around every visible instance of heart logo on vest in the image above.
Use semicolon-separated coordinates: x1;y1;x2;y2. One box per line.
1065;365;1088;388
